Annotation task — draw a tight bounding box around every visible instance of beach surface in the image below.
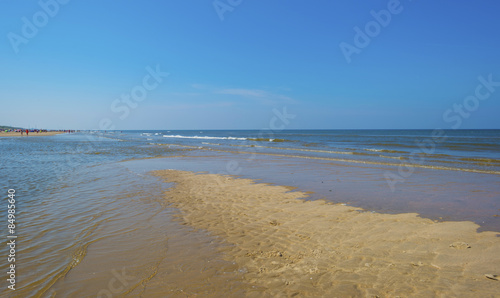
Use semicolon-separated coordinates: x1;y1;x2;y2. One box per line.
2;131;499;297
152;169;500;297
0;131;65;137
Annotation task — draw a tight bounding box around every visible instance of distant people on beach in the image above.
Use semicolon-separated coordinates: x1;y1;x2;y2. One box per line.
0;128;78;136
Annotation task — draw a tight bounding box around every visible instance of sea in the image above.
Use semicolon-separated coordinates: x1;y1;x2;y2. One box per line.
1;129;499;296
148;129;500;174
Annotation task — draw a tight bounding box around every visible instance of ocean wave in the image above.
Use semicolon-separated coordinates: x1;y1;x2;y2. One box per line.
370;143;415;148
365;148;408;154
209;149;500;175
378;155;406;160
458;157;500;164
223;143;354;155
351;152;378;156
163;135;247;140
416;153;452;158
248;138;292;142
441;143;500;151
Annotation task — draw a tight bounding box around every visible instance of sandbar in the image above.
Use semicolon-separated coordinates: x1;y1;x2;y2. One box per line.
153;170;500;297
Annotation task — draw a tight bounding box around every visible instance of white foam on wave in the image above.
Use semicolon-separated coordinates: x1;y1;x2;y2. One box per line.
163;134;247;140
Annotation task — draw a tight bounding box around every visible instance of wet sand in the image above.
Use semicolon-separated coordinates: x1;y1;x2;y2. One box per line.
153;169;500;297
0;131;65;137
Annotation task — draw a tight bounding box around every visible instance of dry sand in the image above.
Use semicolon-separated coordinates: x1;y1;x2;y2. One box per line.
0;131;65;137
153;170;500;297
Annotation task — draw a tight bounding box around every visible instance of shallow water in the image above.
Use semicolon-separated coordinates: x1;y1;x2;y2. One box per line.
1;134;175;296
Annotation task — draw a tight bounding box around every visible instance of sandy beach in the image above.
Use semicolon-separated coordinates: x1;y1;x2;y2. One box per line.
0;131;65;137
152;169;500;297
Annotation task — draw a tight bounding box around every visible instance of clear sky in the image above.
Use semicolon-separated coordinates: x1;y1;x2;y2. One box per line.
1;0;499;130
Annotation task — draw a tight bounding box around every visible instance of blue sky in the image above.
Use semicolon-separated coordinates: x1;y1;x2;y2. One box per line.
1;0;499;130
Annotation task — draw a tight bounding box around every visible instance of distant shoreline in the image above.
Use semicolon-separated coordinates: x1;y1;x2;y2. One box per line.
0;131;66;137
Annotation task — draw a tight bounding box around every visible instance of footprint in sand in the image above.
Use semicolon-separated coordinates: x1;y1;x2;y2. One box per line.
269;220;280;226
449;242;471;249
295;234;311;240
